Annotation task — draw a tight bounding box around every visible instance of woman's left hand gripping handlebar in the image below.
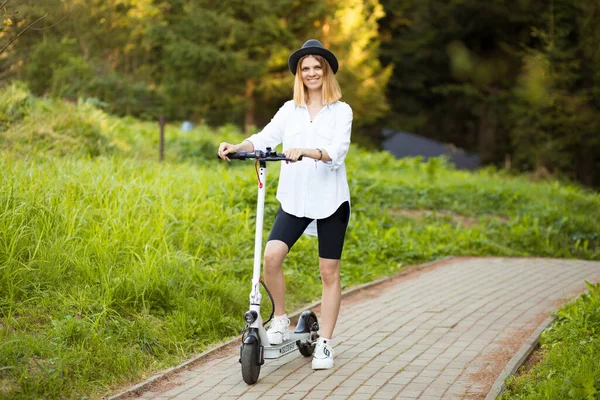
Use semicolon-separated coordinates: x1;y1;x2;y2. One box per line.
283;148;304;163
218;142;239;161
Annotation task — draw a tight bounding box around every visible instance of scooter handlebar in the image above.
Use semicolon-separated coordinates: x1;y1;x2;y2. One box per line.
217;148;302;162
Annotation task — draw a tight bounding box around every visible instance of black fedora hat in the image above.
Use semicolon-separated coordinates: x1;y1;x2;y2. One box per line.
288;39;338;75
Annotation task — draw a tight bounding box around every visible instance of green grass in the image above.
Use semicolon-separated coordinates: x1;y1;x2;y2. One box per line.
501;281;600;399
0;83;599;399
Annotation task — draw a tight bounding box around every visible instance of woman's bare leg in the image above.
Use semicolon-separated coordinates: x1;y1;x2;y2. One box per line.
263;240;289;315
318;257;341;338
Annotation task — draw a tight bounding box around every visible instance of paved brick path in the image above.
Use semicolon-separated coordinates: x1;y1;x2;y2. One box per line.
128;257;600;400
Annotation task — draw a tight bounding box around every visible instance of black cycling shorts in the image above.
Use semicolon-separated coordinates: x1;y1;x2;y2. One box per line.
267;201;350;260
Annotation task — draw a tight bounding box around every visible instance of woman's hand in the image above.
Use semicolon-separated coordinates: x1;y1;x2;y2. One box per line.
218;142;240;161
283;148;304;162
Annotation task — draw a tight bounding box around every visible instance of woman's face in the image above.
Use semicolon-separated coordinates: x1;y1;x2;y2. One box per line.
301;56;323;91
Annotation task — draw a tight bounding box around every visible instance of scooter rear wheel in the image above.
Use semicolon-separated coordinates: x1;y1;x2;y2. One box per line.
297;342;314;357
296;313;319;357
241;342;261;384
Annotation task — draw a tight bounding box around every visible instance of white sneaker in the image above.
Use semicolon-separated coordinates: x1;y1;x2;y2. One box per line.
312;341;334;369
267;317;290;345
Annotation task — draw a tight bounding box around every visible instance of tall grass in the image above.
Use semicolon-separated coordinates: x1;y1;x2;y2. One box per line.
0;84;599;398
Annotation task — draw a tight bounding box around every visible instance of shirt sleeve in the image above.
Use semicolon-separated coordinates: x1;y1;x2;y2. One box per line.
322;103;353;171
245;102;289;152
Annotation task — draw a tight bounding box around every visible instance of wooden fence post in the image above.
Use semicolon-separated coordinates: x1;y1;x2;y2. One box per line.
159;115;165;162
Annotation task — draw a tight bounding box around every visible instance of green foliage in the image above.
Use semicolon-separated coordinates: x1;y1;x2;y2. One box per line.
0;91;599;398
0;82;33;131
501;282;600;399
379;0;600;187
86;73;164;120
25;38;88;98
0;84;116;157
509;0;600;186
2;0;390;143
3;0;600;187
324;0;392;131
153;0;293;123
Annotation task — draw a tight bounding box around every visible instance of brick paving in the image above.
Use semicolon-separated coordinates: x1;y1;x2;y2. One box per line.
127;257;600;400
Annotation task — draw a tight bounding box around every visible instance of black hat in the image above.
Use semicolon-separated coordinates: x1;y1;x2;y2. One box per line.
288;39;338;75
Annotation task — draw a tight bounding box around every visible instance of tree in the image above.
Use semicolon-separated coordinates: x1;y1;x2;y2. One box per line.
509;0;600;185
379;1;544;158
379;0;600;187
153;0;295;128
324;0;391;142
0;1;51;57
3;0;165;117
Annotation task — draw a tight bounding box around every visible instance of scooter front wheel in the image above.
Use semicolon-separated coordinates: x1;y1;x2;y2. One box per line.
240;342;261;384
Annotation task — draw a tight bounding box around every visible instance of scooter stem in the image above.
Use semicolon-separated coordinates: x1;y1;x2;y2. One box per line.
250;161;267;305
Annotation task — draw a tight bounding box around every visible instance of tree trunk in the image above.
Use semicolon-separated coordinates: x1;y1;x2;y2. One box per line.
575;148;595;187
244;78;255;134
478;107;496;165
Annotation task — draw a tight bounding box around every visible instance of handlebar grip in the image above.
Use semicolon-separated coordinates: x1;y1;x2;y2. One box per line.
270;154;303;161
217;151;250;160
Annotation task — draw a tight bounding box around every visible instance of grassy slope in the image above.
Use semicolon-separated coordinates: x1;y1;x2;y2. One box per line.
1;84;599;399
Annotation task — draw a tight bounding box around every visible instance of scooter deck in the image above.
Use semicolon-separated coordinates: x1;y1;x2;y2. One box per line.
263;331;311;359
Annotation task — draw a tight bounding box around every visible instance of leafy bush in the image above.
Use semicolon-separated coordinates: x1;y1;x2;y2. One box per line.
26;38;88;98
1;98;116;157
0;82;33;131
86;73;165;120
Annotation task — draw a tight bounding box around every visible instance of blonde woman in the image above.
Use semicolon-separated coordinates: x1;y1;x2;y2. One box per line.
218;39;352;370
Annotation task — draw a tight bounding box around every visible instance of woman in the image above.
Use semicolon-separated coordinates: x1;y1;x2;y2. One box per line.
218;39;352;370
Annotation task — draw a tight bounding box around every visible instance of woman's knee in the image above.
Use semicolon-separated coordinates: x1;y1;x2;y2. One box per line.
319;259;340;286
263;241;288;272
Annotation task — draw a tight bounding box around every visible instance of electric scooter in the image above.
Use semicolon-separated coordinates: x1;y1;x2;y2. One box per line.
218;147;320;385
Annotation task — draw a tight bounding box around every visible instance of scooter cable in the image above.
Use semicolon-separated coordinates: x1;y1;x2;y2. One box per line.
259;278;275;326
254;160;263;188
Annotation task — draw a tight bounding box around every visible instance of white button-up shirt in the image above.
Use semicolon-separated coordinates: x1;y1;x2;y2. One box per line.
247;100;352;224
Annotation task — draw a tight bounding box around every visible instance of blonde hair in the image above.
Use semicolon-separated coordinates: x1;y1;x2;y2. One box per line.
293;55;342;106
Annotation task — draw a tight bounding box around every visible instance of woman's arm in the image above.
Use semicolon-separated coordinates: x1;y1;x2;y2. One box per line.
321;103;352;169
245;102;290;152
283;148;331;162
219;102;292;161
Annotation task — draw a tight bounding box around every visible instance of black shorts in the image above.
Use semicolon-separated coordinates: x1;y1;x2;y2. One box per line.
267;201;350;260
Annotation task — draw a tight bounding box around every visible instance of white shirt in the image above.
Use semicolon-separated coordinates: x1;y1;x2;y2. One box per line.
247;100;352;226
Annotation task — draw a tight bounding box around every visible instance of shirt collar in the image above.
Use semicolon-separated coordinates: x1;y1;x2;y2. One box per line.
298;102;334;110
